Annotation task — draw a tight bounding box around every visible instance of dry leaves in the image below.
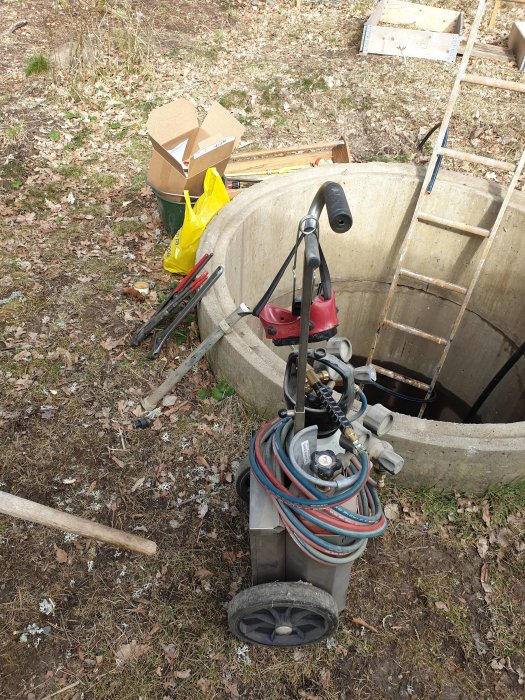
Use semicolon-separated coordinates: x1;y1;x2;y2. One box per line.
477;536;489;559
480;563;493;595
384;502;399;521
100;336;126;352
54;544;68;564
174;669;191;679
480;500;491;527
161;394;177;407
194;568;213;581
114;640;150;666
320;670;331;687
130;476;145;493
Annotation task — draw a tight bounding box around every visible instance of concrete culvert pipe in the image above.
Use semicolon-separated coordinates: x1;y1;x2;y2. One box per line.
197;164;525;493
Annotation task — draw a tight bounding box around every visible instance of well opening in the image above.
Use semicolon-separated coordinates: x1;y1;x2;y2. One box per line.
198;164;525;490
252;284;524;425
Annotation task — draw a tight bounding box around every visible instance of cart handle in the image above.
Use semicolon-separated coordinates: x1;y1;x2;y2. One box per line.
308;181;352;233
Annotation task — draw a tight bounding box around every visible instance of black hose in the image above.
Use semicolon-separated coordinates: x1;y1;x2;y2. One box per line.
370;380;437;404
464;342;525;423
416;122;441;151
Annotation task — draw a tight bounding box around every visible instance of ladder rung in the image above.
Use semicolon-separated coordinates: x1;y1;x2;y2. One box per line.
383;319;448;345
417;212;490;238
399;268;467;295
437;147;516;172
462;73;525;94
372;364;430;392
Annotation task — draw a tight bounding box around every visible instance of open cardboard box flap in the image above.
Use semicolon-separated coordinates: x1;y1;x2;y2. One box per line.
147;99;199;149
147;98;244;196
200;101;245;146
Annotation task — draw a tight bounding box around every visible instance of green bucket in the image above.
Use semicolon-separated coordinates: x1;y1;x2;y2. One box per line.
149;183;199;236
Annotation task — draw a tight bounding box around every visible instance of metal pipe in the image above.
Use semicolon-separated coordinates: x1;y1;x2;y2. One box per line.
293;219;319;433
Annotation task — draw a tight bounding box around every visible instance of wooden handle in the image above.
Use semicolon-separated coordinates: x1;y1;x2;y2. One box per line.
0;491;157;556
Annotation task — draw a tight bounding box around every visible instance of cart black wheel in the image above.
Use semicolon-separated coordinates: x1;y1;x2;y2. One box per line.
228;581;338;647
234;459;250;504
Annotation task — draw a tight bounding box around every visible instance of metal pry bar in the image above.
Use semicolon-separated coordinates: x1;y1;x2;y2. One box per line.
141;303;250;410
130;253;213;347
148;266;224;359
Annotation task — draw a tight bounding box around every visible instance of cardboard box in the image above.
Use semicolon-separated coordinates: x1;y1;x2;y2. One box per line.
147;98;245;199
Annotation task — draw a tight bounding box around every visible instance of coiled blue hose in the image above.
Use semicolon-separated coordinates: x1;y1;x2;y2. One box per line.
249;416;386;565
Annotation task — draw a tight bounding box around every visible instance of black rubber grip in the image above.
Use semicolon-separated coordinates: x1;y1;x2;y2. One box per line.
324;181;352;233
304;233;320;269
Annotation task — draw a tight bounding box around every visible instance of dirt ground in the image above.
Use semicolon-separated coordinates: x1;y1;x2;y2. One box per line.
1;0;524;698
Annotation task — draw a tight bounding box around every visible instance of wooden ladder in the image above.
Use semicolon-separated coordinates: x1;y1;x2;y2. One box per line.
366;0;525;418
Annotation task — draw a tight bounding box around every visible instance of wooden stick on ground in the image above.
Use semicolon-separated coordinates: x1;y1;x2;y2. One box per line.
5;19;28;34
41;680;81;700
0;490;157;556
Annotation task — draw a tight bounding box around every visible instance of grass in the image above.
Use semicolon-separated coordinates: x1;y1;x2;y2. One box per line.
339;95;355;108
113;220;142;235
301;75;329;93
58;163;84;179
25;52;50;77
370;152;413;163
219;89;249;110
20;183;63;212
125;134;150;165
87;172;118;187
0;161;26;190
484;481;525;525
49;0;156;83
3;122;27;145
64;126;91;151
416;488;458;524
255;78;283;110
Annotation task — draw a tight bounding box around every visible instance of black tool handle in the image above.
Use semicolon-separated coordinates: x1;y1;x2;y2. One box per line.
304;232;320;269
324;181;352;233
148;266;224;359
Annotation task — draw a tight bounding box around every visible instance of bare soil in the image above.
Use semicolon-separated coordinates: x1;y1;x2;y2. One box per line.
0;1;524;699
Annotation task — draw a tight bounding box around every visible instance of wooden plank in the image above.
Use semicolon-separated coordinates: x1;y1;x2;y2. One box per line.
458;40;514;62
489;0;501;29
332;139;352;163
0;490;157;555
372;364;430;391
362;0;386;52
367;25;457;61
417;212;490;237
230;141;341;162
463;73;525;93
399;268;468;294
379;0;461;33
226;138;351;175
383;319;448;345
437;147;516;171
225;150;332;175
509;21;525;72
490;0;525;30
366;0;387;28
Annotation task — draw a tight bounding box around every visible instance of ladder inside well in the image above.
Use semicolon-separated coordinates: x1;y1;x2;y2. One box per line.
366;0;525;418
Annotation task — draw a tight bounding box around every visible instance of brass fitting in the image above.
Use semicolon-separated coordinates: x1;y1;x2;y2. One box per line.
342;427;365;455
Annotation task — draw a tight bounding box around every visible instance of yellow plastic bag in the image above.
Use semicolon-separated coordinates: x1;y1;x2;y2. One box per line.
163;168;230;274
